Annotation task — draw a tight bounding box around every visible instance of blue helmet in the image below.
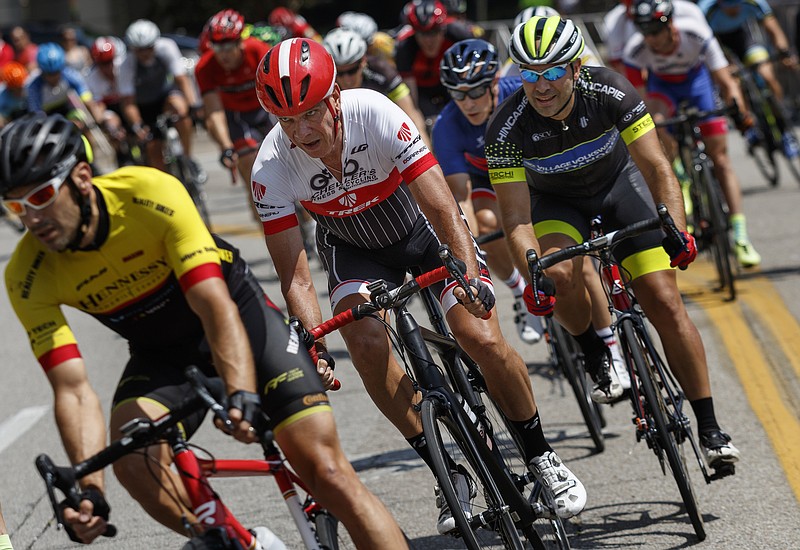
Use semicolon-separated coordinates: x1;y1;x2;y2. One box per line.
37;43;66;73
439;39;499;89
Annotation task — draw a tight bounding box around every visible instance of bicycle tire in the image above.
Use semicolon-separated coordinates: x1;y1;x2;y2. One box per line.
549;321;604;453
741;73;780;186
420;397;526;550
619;320;706;540
699;165;736;301
525;484;572;550
314;511;340;550
174;156;213;228
779;126;800;186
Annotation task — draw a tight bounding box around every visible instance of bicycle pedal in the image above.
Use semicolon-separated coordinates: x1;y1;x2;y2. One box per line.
709;463;735;481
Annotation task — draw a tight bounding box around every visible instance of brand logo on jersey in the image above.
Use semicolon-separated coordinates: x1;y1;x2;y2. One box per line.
531;131;554;142
351;143;368;154
580;116;589;128
396;122;412;141
623;101;647;122
339;193;358;207
252;180;266;201
310;171;335;191
496;97;528;143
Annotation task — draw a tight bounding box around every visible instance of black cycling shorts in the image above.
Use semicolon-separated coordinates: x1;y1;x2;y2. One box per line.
112;265;329;438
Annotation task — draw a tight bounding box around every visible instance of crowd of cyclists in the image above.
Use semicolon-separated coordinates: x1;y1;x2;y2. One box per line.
0;0;797;547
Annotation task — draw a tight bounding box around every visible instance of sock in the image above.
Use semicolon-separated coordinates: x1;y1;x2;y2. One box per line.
510;410;553;462
690;397;721;434
407;433;457;473
730;213;748;243
596;326;623;365
503;268;526;298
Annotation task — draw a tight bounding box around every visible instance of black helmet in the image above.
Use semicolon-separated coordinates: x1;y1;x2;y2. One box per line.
630;0;673;34
0;113;88;195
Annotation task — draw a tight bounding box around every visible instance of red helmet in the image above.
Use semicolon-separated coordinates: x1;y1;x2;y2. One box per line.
269;7;298;29
256;38;336;117
1;61;27;88
90;37;115;64
405;0;448;32
208;9;245;43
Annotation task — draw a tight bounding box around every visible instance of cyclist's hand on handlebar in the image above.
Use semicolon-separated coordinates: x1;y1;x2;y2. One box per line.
662;230;697;269
454;277;495;318
523;283;556;316
225;390;262;443
60;488;111;544
315;349;337;390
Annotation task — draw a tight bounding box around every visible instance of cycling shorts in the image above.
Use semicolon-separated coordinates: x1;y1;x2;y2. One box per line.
647;66;728;138
226;108;275;155
112;269;329;438
531;159;672;281
317;215;491;314
470;173;496;202
139;88;181;140
717;26;770;67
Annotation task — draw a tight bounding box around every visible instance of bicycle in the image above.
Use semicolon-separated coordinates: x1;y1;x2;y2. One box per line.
154;113;212;227
657;104;737;301
526;204;731;542
35;366;341;550
475;231;605;454
295;246;571;550
728;52;800;187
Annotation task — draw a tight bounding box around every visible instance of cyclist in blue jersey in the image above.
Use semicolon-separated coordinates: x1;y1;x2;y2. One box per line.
698;0;799;156
27;43;97;125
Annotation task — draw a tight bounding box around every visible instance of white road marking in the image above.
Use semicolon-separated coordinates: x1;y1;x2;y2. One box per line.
0;405;50;454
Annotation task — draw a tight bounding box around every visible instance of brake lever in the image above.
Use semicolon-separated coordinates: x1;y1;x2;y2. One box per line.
184;366;233;431
438;245;475;302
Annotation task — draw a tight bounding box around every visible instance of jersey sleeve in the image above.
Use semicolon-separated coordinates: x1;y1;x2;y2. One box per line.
5;241;82;371
250;134;302;235
63;68;92;101
368;91;437;182
159;38;187;77
117;57;136;97
485;91;528;185
594;68;655;145
703;35;729;73
194;52;216;95
27;77;43;112
752;0;773;18
432;109;469;176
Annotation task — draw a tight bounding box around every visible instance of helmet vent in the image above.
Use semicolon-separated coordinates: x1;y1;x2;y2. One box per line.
280;76;294;109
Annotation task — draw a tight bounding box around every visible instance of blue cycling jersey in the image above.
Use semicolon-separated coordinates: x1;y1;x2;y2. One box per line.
698;0;772;34
27;66;91;113
432;76;522;180
0;88;28;119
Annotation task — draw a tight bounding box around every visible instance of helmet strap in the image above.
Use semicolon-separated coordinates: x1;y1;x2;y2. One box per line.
66;181;96;251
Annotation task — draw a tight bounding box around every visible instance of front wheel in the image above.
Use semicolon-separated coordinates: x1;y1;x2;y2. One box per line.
313;512;340;550
620;320;706;540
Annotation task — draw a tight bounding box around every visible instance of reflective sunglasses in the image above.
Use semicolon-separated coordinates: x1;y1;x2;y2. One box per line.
448;84;490;101
337;63;362;77
519;63;570;84
2;175;70;216
636;22;668;36
211;41;239;53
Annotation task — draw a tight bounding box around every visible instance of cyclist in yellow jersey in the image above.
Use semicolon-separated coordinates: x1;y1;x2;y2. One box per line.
1;113;408;548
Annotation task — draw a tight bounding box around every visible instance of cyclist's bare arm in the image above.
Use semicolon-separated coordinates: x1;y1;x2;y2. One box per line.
627;128;688;231
201;91;234;152
710;65;749;118
120;96;148;140
45;358;107;492
175;74;199;108
494;178;540;279
444;172;477;233
762;15;797;67
184;277;257;442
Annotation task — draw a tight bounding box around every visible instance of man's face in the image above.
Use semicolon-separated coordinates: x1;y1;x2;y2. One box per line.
415;29;445;58
2;169;81;252
640;22;674;54
277;92;340;159
448;82;495;125
519;61;579;119
211;40;243;70
335;58;366;90
134;46;156;65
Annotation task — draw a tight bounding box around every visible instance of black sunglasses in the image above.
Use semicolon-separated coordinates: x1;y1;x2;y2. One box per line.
337;64;361;77
447;84;490;101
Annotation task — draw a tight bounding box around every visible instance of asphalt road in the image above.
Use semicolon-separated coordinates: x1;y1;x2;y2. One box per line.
1;127;799;549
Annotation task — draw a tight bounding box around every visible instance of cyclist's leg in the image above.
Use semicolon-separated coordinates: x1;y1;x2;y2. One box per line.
247;284;408;549
139;99;167;172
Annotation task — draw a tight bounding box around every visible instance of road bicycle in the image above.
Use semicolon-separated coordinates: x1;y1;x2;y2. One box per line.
154;113;212;227
729;53;800;187
295;245;571;549
475;231;605;454
35;366;340;550
657;104;737;301
526;204;732;541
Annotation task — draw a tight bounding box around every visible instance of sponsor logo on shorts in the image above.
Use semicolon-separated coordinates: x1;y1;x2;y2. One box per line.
302;393;330;406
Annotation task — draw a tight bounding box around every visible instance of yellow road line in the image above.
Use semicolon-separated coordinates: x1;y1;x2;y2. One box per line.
680;260;800;501
209;223;262;237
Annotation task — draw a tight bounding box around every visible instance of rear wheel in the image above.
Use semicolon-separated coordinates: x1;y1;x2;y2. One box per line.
620;320;706;540
745;82;780;186
313;512;340;550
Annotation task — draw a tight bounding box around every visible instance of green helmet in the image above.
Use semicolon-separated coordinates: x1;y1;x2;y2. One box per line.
509;15;584;66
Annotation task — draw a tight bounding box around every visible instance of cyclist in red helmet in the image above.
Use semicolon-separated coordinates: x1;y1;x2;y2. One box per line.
0;61;29;127
253;37;587;535
195;9;275;222
394;0;483;127
268;6;321;42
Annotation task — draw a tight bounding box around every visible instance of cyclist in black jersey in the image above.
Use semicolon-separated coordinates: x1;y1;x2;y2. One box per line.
487;16;740;472
0;113;408;548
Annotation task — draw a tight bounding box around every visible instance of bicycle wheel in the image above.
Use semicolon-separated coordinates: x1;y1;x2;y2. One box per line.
742;77;780;186
619;320;706;540
175;156;213;227
420;397;526;550
313;511;340;550
549;321;604;453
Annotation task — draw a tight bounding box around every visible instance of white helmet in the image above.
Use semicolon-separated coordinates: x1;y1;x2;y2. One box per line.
513;6;560;29
337;11;378;44
323;28;368;66
125;19;160;49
